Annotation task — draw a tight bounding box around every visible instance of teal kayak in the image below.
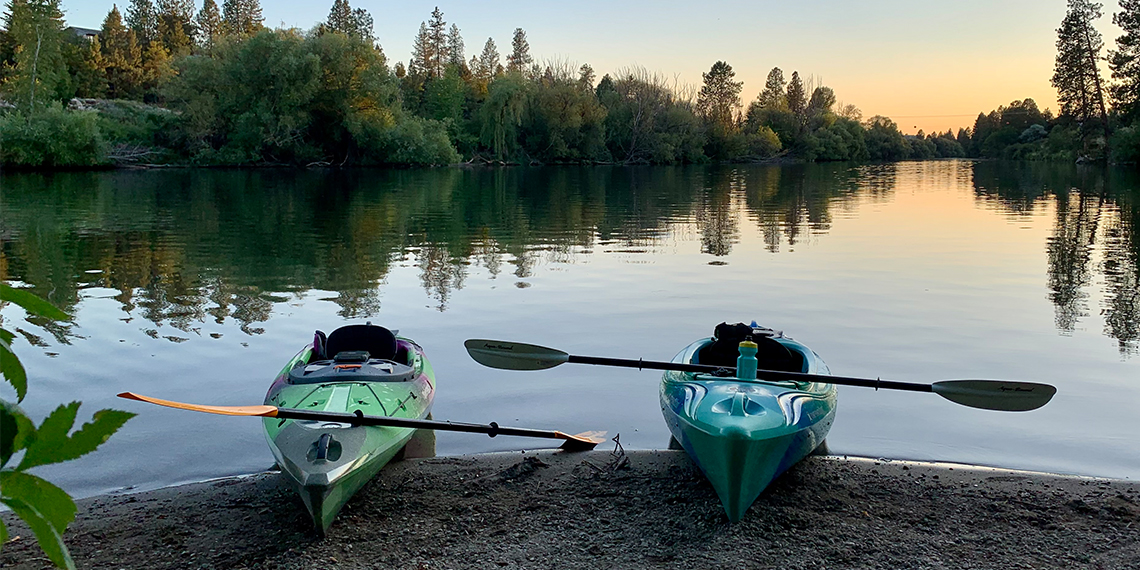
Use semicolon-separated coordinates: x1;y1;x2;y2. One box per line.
262;324;436;534
660;323;836;522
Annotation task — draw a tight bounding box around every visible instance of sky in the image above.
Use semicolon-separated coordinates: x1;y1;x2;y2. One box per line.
65;0;1127;135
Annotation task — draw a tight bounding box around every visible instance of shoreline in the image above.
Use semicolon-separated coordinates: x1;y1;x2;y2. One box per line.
3;450;1138;569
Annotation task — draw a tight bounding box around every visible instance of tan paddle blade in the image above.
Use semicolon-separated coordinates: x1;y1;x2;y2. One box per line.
557;430;607;451
118;392;280;417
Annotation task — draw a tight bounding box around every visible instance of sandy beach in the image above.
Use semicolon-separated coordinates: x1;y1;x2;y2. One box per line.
2;450;1138;570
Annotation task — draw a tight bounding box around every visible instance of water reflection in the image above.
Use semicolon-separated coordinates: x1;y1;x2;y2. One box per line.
1;162;1137;354
972;162;1140;355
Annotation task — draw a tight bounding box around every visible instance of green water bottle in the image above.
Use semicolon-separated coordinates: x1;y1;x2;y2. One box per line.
736;338;758;380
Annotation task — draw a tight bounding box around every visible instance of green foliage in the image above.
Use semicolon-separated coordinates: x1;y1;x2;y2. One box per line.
0;286;134;569
864;116;908;161
596;69;705;164
520;71;607;162
745;125;782;158
1110;124;1140;162
0;104;108;167
2;0;69;110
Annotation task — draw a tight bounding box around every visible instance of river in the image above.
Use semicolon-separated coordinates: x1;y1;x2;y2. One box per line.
1;160;1137;498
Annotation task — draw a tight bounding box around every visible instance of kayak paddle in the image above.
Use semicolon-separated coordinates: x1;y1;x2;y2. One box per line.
118;392;604;450
463;339;1057;412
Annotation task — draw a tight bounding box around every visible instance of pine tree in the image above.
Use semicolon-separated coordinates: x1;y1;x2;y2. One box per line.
327;0;352;33
196;0;222;49
1110;0;1140;119
506;27;531;73
73;35;109;97
1052;0;1108;131
140;39;171;94
2;0;68;109
786;71;806;118
697;60;742;127
409;21;431;75
426;7;447;77
351;8;373;42
474;37;498;82
578;63;595;90
447;23;464;68
102;5;144;98
156;0;193;56
126;0;158;47
222;0;261;37
758;67;786;109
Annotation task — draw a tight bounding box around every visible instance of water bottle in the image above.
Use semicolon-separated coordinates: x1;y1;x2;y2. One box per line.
736;338;758;380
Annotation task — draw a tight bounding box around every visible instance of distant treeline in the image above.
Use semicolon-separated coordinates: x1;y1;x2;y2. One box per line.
1;0;1139;167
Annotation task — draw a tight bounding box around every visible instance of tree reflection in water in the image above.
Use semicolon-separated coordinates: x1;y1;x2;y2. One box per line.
0;162;1136;354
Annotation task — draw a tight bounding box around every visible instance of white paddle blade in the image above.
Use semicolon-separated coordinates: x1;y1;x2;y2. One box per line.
932;380;1057;412
464;339;570;371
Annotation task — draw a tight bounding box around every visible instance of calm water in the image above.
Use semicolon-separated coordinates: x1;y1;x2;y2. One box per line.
1;161;1138;499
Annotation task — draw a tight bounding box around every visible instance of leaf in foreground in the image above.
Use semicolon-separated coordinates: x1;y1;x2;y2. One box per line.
0;329;28;401
0;472;78;569
0;400;35;469
17;403;135;471
0;284;70;321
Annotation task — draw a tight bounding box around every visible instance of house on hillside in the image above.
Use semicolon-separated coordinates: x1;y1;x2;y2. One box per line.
66;27;99;42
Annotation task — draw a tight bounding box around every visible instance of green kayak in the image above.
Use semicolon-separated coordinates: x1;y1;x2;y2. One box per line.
660;323;836;522
263;323;436;534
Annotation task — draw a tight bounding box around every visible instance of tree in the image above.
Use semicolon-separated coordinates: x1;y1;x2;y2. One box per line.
786;70;806;118
409;22;431;75
69;34;108;97
222;0;262;37
1052;0;1108;134
473;37;498;83
156;0;193;56
757;67;786;109
447;23;464;68
2;0;68;110
101;5;144;98
326;0;352;34
425;6;446;78
196;0;222;49
125;0;158;47
506;27;531;73
1110;0;1140;120
578;63;595;90
696;60;742;127
806;86;835;116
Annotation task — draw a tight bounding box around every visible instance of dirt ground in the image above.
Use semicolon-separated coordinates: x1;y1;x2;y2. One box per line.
2;449;1138;570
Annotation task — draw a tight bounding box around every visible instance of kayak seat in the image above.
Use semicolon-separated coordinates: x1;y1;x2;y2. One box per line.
394;340;415;366
324;324;398;361
697;335;803;373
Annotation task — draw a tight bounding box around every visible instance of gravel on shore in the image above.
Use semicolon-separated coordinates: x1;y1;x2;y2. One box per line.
2;450;1138;570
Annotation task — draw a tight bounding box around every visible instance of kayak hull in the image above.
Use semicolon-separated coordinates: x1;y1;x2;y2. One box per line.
661;334;836;522
263;336;435;534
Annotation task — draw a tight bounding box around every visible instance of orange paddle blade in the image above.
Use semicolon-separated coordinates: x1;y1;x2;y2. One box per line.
118;392;280;417
555;430;606;451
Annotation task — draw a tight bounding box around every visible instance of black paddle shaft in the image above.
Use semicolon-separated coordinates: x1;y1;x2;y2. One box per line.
566;355;934;393
274;408;571;440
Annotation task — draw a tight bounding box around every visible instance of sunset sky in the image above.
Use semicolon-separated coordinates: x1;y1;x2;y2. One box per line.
66;0;1126;135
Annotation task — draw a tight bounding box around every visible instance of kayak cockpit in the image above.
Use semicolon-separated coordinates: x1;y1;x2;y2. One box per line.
288;323;419;384
690;322;808;374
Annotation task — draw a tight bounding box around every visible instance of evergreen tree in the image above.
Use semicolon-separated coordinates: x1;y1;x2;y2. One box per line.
1052;0;1108;130
72;35;108;97
786;71;806;117
351;8;373;42
578;63;595;90
126;0;158;47
409;21;431;75
156;0;194;56
222;0;262;36
758;67;786;109
1110;0;1140;119
426;6;447;77
196;0;222;49
102;5;144;98
140;39;171;94
696;60;742;127
473;37;498;82
2;0;68;109
447;23;464;68
506;27;531;73
327;0;352;33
